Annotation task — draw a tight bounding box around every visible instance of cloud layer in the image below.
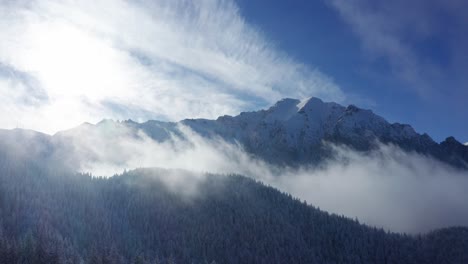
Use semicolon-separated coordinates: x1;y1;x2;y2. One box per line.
56;124;468;234
275;144;468;234
0;0;344;133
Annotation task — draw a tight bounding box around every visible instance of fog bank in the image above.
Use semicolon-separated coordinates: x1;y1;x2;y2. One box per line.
58;125;468;233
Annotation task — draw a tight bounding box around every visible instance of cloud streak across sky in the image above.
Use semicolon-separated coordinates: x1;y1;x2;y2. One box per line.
0;0;344;133
329;0;468;100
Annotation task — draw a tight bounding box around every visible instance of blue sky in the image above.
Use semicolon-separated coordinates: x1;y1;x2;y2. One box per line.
235;0;468;143
0;0;466;143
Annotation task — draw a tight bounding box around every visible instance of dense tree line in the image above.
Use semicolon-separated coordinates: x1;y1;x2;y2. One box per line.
0;156;467;263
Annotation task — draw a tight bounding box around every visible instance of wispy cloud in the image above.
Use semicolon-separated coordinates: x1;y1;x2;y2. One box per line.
329;0;468;101
0;0;344;133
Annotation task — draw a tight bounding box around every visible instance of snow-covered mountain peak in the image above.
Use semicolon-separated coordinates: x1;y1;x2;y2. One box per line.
297;97;322;109
338;104;388;128
264;98;301;122
96;119;116;126
444;136;459;144
296;97;343;113
441;136;468;149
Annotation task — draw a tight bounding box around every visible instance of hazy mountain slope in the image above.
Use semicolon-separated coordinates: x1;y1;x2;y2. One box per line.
1;159;467;263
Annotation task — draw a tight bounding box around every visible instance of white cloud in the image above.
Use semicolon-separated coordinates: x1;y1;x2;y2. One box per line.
328;0;468;101
328;0;430;95
55;123;468;234
0;0;344;133
326;1;468;145
57;122;272;179
275;144;468;234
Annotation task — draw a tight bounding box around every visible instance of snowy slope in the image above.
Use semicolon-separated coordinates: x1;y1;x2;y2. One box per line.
172;98;437;165
120;97;467;168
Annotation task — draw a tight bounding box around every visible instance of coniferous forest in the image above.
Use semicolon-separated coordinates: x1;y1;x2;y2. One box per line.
1;153;467;264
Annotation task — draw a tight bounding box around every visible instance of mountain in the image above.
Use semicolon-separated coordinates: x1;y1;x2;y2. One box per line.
1;97;467;171
179;97;463;166
60;97;468;168
180;97;468;167
0;160;467;263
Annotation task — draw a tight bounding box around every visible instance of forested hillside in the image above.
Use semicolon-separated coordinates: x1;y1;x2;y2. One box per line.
0;157;467;263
